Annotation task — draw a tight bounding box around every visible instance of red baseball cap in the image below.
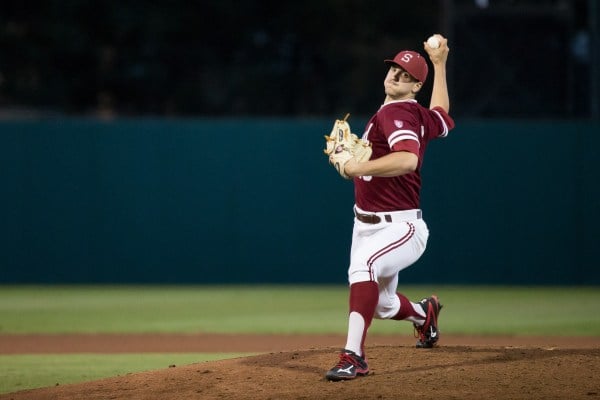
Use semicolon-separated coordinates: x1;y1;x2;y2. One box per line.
384;50;428;83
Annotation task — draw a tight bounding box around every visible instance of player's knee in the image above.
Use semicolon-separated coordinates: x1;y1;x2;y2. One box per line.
348;270;373;285
374;301;398;319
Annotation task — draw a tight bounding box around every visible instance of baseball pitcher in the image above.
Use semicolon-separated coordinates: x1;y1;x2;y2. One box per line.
323;34;455;381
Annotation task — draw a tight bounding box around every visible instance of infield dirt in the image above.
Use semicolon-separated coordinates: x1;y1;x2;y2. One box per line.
1;334;599;400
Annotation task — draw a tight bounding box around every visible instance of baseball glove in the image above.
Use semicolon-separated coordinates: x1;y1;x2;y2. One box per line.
323;114;372;179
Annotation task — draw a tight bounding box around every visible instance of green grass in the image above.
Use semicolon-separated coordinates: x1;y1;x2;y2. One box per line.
0;353;250;394
0;284;599;394
403;285;600;336
0;285;350;334
1;285;599;336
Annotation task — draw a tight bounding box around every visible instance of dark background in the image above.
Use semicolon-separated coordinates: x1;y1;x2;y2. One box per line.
1;0;598;120
1;1;599;285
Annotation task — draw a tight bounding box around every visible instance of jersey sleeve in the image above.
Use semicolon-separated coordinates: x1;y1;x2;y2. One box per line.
429;106;455;138
380;107;421;156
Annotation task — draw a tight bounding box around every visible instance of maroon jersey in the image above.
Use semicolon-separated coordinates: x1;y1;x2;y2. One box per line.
354;100;455;212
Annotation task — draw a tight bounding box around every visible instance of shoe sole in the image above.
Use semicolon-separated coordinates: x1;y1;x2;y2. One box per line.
326;371;369;381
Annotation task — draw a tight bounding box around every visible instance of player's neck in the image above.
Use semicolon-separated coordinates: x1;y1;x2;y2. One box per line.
384;94;416;104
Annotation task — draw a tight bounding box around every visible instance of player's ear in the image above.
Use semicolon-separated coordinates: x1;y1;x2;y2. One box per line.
412;82;423;93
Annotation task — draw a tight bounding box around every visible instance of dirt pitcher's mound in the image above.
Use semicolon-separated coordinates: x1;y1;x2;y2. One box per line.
2;345;599;400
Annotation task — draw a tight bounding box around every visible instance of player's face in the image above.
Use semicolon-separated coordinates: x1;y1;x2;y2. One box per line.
384;65;422;100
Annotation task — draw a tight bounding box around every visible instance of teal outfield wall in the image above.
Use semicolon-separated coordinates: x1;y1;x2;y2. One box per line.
1;118;598;284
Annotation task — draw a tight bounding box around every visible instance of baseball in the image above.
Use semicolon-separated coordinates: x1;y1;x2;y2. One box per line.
427;35;440;49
